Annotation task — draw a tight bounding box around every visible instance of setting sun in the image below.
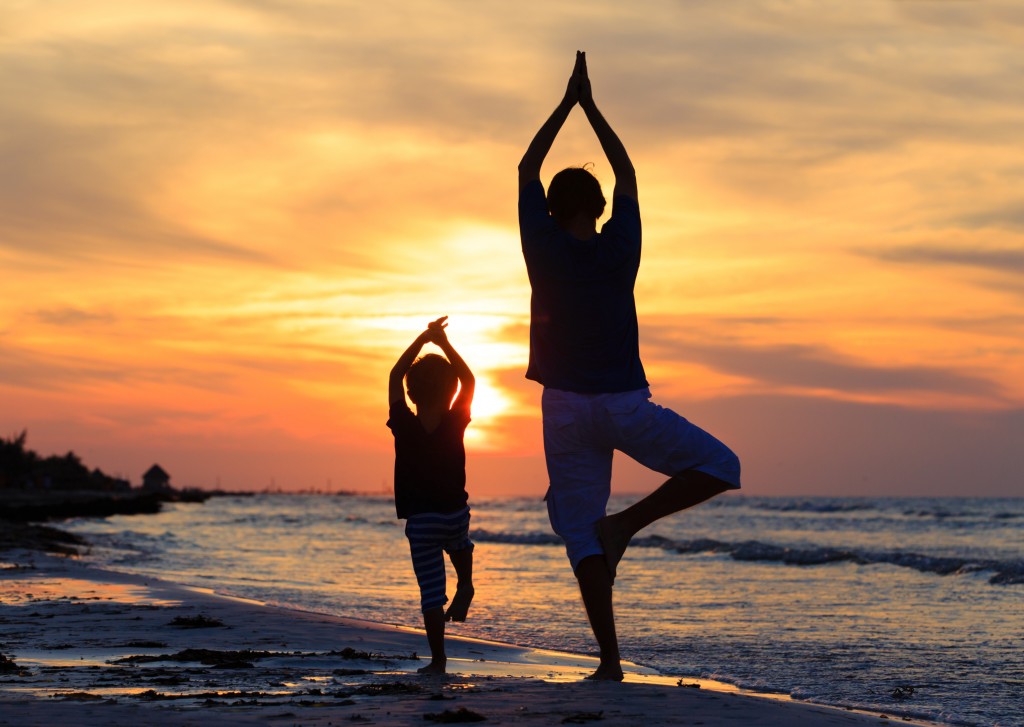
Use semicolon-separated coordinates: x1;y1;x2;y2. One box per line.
463;373;518;450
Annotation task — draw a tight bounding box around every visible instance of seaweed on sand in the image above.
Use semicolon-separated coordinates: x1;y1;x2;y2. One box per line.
52;691;109;702
0;521;86;555
424;706;487;723
111;648;279;666
0;653;29;676
131;689;273;702
112;646;417;667
354;681;424;696
168;614;225;628
329;646;419;661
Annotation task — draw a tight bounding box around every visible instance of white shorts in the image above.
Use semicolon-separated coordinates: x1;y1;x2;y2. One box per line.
542;387;741;570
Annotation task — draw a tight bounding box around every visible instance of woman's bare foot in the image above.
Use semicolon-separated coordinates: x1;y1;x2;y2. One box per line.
445;586;475;622
597;514;630;582
584;661;624;681
417;659;447;675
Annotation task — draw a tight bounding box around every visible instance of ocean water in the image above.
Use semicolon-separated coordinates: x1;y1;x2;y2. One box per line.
63;494;1022;726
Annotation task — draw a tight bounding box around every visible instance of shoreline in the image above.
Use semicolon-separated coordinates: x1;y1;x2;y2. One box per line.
0;551;942;726
0;488;220;524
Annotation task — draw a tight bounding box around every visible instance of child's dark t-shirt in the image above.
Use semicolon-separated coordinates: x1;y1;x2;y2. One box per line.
387;401;470;519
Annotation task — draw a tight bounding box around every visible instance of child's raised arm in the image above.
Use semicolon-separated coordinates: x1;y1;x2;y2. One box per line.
426;320;475;411
389;326;434;406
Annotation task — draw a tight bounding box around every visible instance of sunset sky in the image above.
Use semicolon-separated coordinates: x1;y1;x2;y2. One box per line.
3;0;1022;497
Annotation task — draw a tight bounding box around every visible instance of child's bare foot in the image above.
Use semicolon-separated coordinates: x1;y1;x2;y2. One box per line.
445;586;474;622
597;514;630;582
417;659;447;675
584;662;624;681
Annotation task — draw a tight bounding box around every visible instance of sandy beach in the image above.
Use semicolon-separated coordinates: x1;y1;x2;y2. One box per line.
0;550;938;727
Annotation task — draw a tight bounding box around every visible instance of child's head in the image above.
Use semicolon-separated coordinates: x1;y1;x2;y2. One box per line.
405;353;458;410
547;166;606;228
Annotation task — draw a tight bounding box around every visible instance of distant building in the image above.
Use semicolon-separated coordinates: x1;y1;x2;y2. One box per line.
142;464;172;492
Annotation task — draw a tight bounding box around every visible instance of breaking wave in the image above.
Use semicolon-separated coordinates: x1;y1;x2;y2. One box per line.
470;529;1024;585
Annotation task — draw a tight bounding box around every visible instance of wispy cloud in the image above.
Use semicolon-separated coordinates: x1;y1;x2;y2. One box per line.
643;328;1004;402
0;341;234;394
954;204;1024;233
32;307;117;327
871;245;1024;276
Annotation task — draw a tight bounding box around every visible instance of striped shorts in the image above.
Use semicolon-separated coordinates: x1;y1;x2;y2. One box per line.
404;506;474;611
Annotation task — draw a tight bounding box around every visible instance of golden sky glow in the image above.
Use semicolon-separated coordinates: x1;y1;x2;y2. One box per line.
3;1;1023;496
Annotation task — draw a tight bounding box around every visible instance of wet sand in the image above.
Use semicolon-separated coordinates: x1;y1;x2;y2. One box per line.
0;552;939;726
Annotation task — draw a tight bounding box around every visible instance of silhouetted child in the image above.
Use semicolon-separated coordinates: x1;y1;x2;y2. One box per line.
387;316;476;675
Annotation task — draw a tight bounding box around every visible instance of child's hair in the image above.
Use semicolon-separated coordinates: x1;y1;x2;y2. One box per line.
547;166;606;226
405;354;458;408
